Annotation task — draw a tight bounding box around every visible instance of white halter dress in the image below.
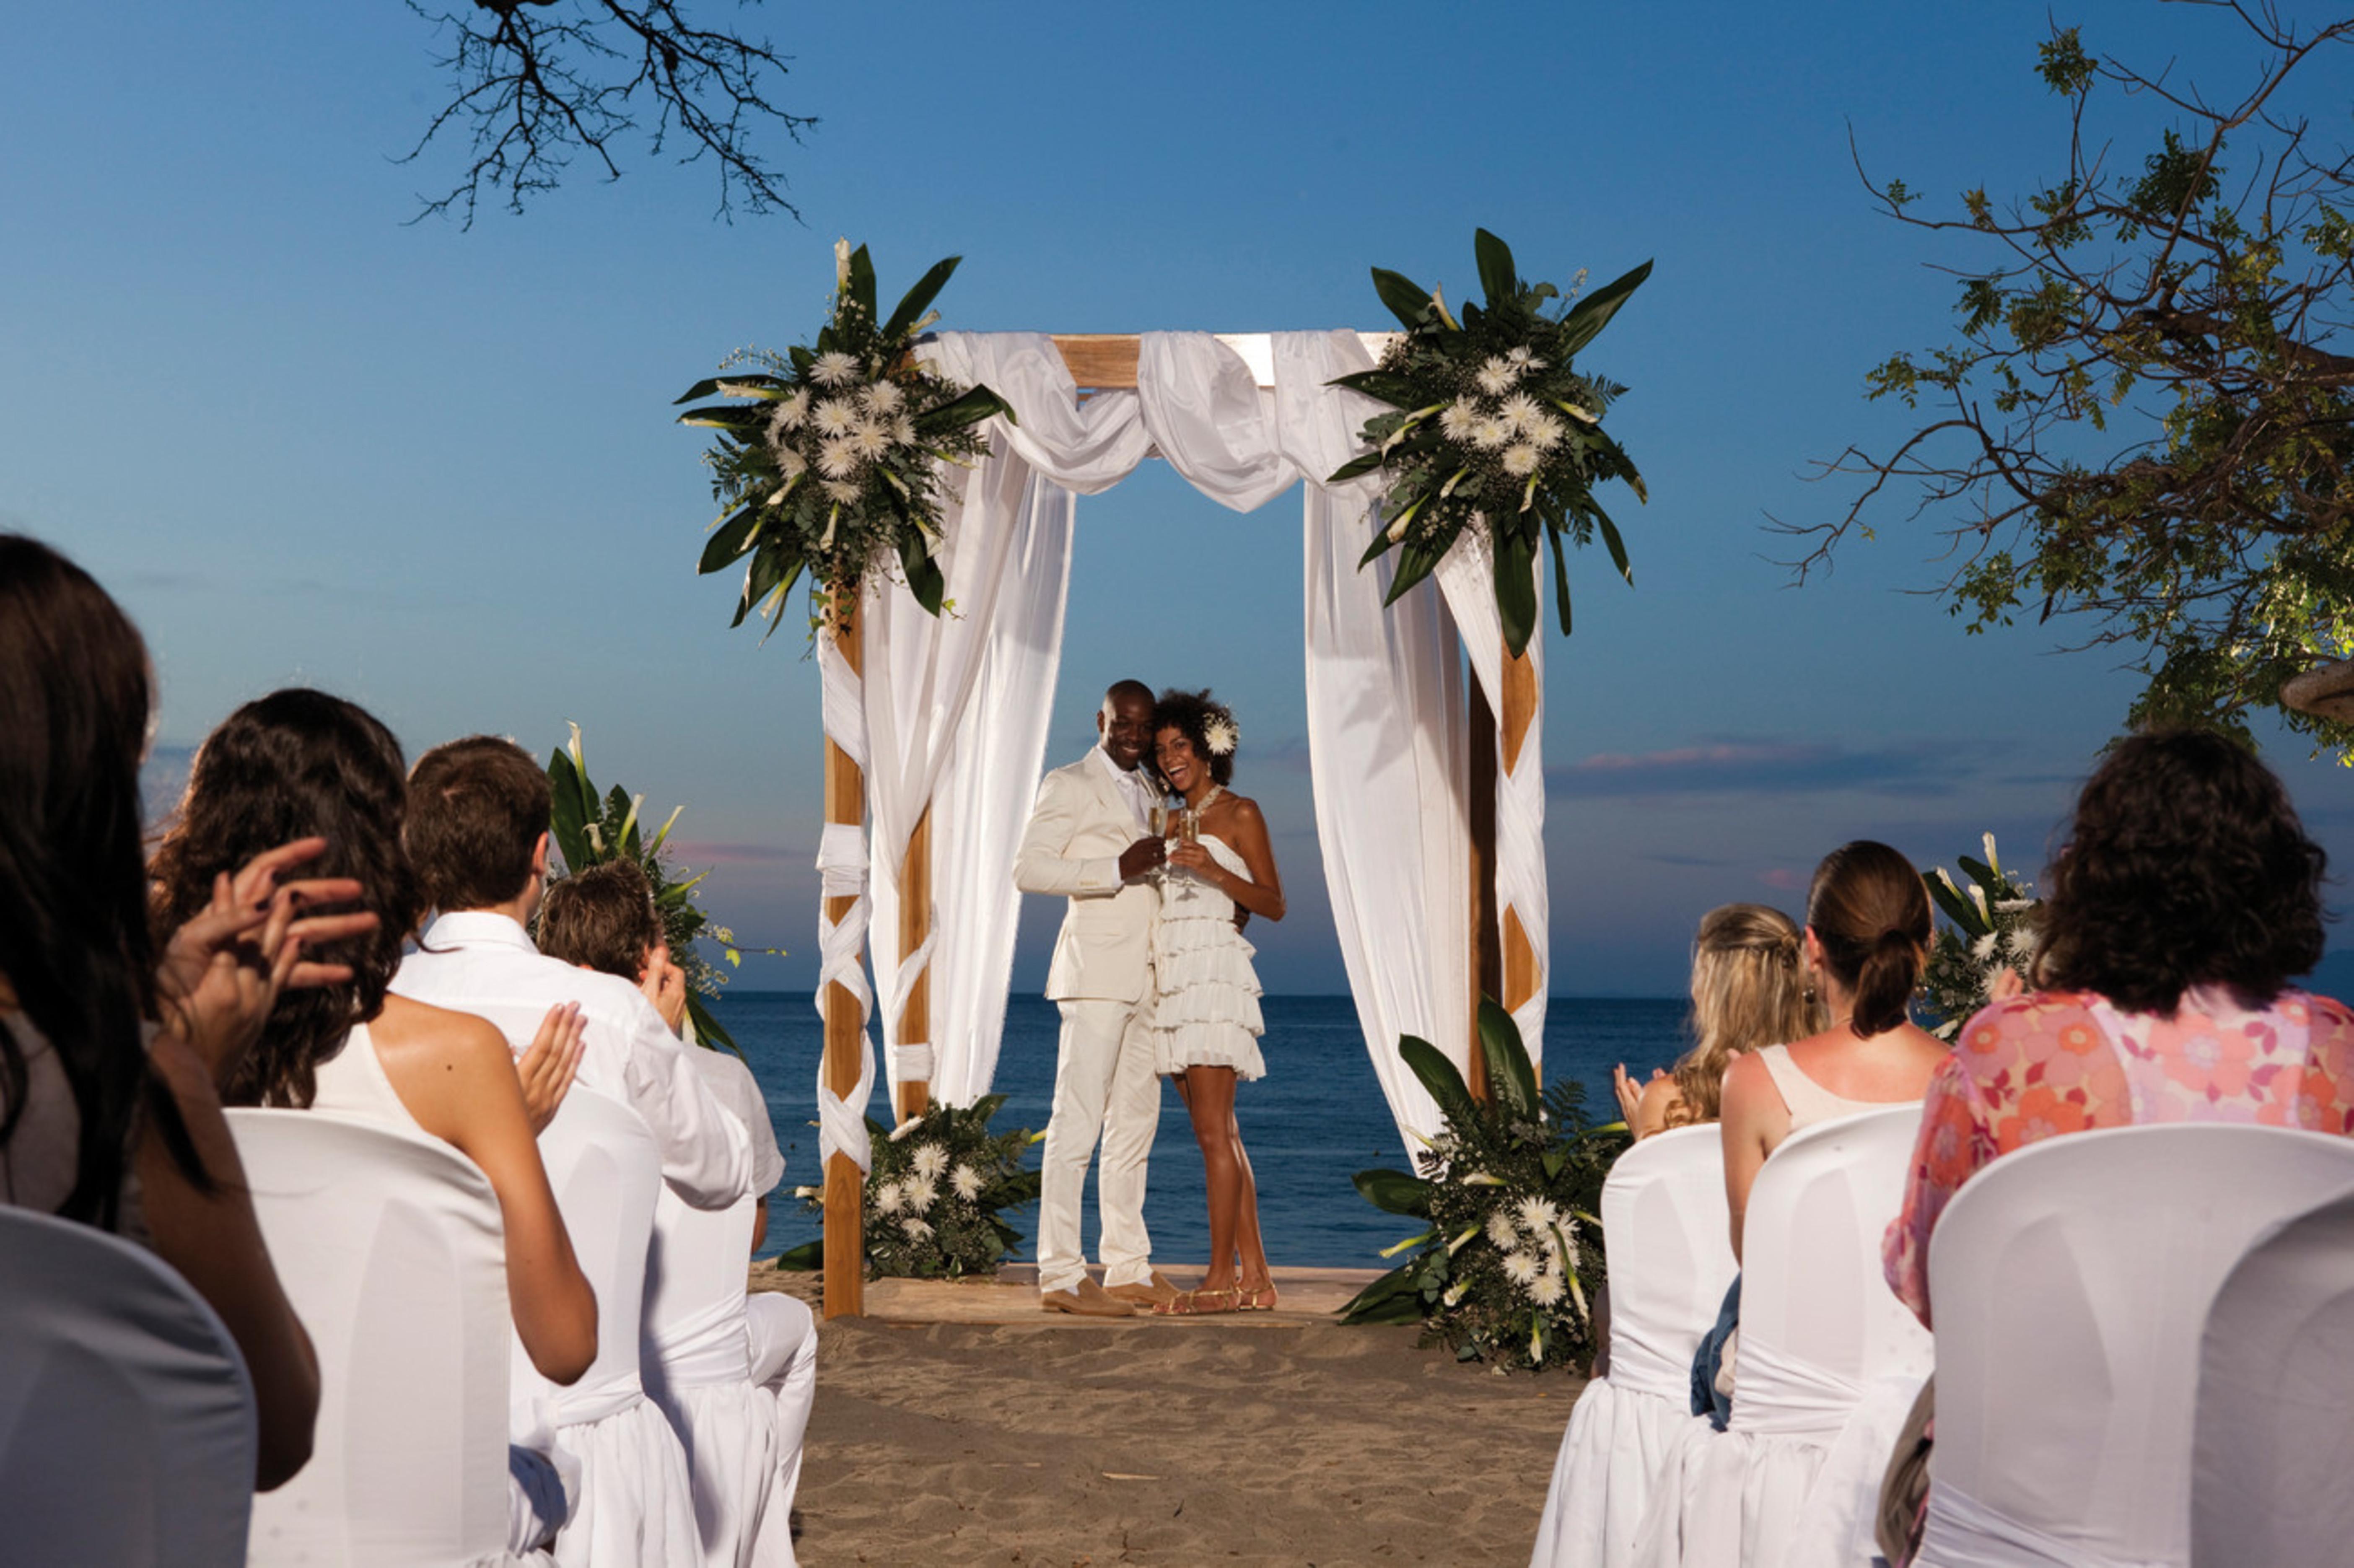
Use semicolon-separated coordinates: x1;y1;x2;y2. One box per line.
1149;833;1267;1081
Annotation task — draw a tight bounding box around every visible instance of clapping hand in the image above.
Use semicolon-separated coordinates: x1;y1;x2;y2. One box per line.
1612;1062;1664;1128
156;836;380;1086
517;1003;587;1134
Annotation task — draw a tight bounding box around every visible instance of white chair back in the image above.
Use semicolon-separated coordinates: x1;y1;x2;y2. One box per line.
0;1203;257;1567
521;1087;662;1427
2194;1179;2354;1567
228;1107;513;1566
1736;1102;1931;1430
1923;1123;2354;1568
643;1188;757;1402
1599;1124;1739;1402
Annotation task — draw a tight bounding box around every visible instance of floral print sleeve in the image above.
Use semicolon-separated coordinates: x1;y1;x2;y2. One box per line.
1884;1053;1988;1327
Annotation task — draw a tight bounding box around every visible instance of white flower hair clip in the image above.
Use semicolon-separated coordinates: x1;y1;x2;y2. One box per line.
1203;714;1239;757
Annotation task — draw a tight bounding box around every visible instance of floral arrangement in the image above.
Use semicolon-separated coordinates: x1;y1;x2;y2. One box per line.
544;724;778;1055
1328;229;1652;656
1202;713;1239;757
1920;833;2043;1039
681;241;1014;635
776;1094;1042;1279
1342;1000;1627;1372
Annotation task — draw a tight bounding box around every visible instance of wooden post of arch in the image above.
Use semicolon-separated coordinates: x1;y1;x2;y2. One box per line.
1465;643;1540;1101
821;606;866;1321
895;807;933;1122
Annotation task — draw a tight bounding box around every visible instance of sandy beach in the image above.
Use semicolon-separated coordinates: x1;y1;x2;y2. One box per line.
755;1269;1583;1566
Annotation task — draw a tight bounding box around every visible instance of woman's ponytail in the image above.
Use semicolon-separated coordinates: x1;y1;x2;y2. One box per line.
1805;842;1932;1037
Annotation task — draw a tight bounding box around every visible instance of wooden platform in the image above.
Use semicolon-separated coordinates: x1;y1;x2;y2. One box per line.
751;1262;1382;1327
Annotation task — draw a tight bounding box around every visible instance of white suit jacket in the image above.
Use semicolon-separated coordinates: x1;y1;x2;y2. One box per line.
1014;752;1160;1003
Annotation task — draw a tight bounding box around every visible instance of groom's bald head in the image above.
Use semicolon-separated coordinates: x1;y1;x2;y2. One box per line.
1097;679;1156;772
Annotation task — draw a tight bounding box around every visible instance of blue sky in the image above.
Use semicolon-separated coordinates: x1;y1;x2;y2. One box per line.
13;1;2351;998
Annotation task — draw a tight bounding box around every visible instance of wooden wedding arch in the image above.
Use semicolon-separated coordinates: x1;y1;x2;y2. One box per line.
814;332;1543;1320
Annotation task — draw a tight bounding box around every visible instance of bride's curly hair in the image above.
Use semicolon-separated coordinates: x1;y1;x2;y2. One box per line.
1152;688;1238;788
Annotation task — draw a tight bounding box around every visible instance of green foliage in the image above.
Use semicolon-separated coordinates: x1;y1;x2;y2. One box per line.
1793;12;2354;759
682;240;1015;638
1340;1000;1629;1372
1331;228;1652;656
1919;834;2043;1041
780;1096;1042;1280
543;724;774;1054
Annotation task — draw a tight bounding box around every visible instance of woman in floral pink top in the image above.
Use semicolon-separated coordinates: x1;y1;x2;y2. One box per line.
1883;729;2354;1328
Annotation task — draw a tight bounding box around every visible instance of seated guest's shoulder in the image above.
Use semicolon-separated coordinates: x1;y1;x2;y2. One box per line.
376;995;512;1067
1950;991;2101;1074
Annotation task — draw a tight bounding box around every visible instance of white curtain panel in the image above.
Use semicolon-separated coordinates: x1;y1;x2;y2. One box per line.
1436;531;1548;1073
840;328;1495;1154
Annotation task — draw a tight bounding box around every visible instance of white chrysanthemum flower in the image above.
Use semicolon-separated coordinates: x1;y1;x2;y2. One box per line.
861;378;904;415
811;351;861;387
1528;1269;1567;1308
875;1181;905;1214
912;1144;950;1179
817;439;860;480
892;416;918;447
899;1217;933;1241
766;393;810;443
1973;933;2000;962
1502;1250;1542;1287
1476;356;1519;396
822;479;861;505
770;445;807;480
1498;392;1544;432
850;422;893;462
1516;1195;1560;1236
1439;397;1480;442
2004;928;2035;960
1485;1211;1519;1249
903;1177;938;1215
1504;345;1547;372
1203;715;1239;756
1470;417;1513;451
1524;412;1566;451
1502;443;1541;477
951;1164;985;1202
812;398;860;437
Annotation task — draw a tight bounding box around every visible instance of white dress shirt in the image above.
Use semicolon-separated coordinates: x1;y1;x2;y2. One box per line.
1089;742;1153;834
392;911;753;1208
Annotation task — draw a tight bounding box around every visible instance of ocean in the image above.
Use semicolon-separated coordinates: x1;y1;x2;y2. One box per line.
721;992;1690;1271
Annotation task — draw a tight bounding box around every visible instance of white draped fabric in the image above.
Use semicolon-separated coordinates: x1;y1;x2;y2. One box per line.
1532;1125;1739;1568
1922;1124;2354;1568
830;329;1490;1147
1634;1106;1931;1568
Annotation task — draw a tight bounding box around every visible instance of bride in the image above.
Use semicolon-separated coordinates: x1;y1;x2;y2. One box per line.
1148;689;1284;1316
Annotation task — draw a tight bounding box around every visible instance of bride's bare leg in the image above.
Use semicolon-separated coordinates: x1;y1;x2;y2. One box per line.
1234;1126;1270;1296
1182;1065;1241;1292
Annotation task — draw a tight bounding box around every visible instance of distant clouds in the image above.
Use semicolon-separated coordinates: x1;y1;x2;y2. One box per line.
1547;739;1962;800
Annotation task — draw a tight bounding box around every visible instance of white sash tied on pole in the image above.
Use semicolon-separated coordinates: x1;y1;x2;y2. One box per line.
814;818;876;1175
881;917;938;1085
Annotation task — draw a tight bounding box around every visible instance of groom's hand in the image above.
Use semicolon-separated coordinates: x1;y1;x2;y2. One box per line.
1117;836;1167;882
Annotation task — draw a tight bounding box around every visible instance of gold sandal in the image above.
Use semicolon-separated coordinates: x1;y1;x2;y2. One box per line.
1236;1280;1279;1312
1154;1285;1242;1316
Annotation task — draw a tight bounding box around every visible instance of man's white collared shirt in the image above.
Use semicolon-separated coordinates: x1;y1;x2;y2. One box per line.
1090;743;1152;834
391;910;752;1208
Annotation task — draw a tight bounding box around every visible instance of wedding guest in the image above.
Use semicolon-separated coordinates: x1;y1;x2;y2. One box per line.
150;689;601;1551
1884;729;2354;1324
391;735;753;1210
1720;842;1946;1257
538;859;819;1568
1613;904;1819;1138
0;535;327;1490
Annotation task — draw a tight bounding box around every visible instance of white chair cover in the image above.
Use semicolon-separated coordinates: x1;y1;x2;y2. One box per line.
743;1293;817;1568
1636;1104;1930;1568
643;1183;786;1568
0;1203;257;1568
2194;1178;2354;1568
523;1088;698;1568
228;1107;535;1567
1920;1124;2354;1568
1533;1125;1739;1568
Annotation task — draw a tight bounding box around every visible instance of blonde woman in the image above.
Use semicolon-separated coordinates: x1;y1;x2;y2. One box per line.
1613;904;1818;1139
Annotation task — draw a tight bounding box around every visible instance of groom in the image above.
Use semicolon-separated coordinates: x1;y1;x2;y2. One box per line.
1014;678;1177;1316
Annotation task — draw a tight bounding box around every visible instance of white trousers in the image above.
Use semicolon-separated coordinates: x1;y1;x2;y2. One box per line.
1037;997;1161;1292
746;1293;817;1568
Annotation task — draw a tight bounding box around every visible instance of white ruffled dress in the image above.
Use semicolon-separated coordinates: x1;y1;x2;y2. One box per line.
1150;833;1267;1081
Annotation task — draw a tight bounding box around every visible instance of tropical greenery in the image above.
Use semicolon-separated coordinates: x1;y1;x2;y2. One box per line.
1920;833;2043;1041
1329;228;1652;656
1341;1000;1627;1372
544;723;773;1053
681;240;1014;637
776;1095;1042;1279
1785;10;2354;758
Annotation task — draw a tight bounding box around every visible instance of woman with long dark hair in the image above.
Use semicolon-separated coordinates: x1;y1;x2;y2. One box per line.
151;689;599;1388
0;534;334;1489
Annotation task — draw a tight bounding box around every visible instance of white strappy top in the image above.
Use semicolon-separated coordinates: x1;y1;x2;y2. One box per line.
307;1023;425;1135
1756;1042;1906;1133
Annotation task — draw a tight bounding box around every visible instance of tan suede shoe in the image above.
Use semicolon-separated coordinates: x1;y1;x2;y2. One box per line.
1103;1270;1180;1309
1040;1277;1136;1317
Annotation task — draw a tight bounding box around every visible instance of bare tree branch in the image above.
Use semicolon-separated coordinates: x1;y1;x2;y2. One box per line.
400;0;814;227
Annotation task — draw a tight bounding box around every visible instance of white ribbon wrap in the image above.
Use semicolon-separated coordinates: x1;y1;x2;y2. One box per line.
812;618;877;1175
